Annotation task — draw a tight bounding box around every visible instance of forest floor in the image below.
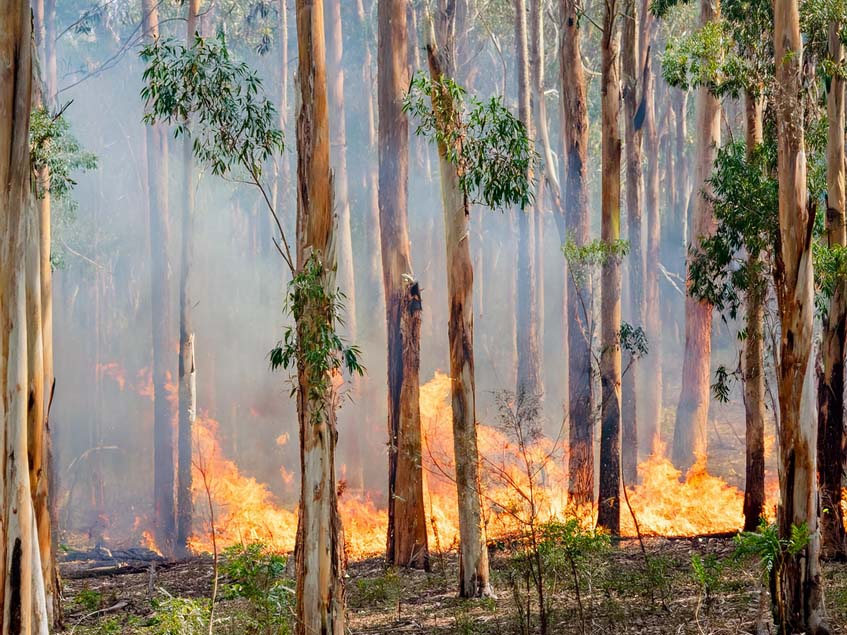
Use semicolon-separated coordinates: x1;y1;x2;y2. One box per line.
61;535;847;634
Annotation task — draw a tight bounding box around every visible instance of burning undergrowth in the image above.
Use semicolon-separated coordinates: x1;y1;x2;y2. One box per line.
174;372;769;560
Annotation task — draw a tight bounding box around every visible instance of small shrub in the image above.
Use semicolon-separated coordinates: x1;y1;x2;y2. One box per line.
73;588;104;612
350;568;400;609
220;542;294;635
148;594;208;635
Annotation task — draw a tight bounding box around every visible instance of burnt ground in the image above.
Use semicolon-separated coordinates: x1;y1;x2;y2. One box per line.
61;536;847;634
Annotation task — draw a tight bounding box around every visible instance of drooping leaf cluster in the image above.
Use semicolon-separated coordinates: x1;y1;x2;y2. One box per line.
688;141;778;320
269;254;364;423
140;33;283;180
561;237;630;286
29;105;98;207
403;71;536;210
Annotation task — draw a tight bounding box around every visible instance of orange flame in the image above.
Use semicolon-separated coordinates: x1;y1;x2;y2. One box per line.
166;371;777;557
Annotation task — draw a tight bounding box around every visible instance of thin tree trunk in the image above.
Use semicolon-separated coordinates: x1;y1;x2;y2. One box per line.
514;0;541;401
176;0;201;559
143;0;176;556
742;91;766;533
272;0;290;233
0;1;50;629
293;1;345;632
621;0;642;485
379;0;429;571
817;21;847;560
325;0;364;492
597;0;623;535
671;0;720;472
559;0;594;505
772;0;826;627
425;10;491;598
642;41;663;455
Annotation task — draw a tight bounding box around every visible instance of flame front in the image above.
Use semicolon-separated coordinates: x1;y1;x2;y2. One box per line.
184;372;767;558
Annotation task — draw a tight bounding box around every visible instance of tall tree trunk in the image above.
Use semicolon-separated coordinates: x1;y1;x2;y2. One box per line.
143;0;176;556
597;0;623;535
621;0;642;485
272;0;290;235
642;39;662;455
325;0;363;492
293;1;345;632
379;0;429;571
355;0;386;343
0;1;50;629
742;91;766;533
818;21;847;560
30;19;58;622
772;0;826;628
176;0;200;559
559;0;594;505
671;0;720;472
514;0;541;401
425;10;491;598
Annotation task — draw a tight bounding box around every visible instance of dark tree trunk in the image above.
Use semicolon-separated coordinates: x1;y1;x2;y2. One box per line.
379;0;429;570
559;0;594;505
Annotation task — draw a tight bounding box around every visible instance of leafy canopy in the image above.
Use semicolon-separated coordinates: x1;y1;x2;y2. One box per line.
140;33;283;180
403;71;536;210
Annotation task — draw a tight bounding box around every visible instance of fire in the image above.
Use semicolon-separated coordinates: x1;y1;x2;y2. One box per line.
621;449;746;536
96;362;127;390
120;368;778;558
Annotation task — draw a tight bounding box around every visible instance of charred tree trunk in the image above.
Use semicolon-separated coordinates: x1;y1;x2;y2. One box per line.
621;0;642;485
772;0;826;628
425;9;491;598
671;0;720;472
742;91;766;533
143;0;176;556
597;0;623;535
379;0;429;571
559;0;594;505
0;1;50;629
293;1;345;632
176;0;201;559
514;0;542;402
818;21;847;561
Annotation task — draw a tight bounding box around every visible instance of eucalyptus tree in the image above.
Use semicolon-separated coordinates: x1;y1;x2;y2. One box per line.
141;0;176;556
803;0;847;559
379;0;429;571
514;0;542;403
597;0;624;535
1;0;50;630
772;0;826;627
405;7;535;596
141;23;361;631
559;0;595;506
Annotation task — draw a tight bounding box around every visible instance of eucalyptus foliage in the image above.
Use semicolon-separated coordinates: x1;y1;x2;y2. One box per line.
30;106;98;208
403;71;536;210
140;33;362;421
270;255;364;422
140;33;283;181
